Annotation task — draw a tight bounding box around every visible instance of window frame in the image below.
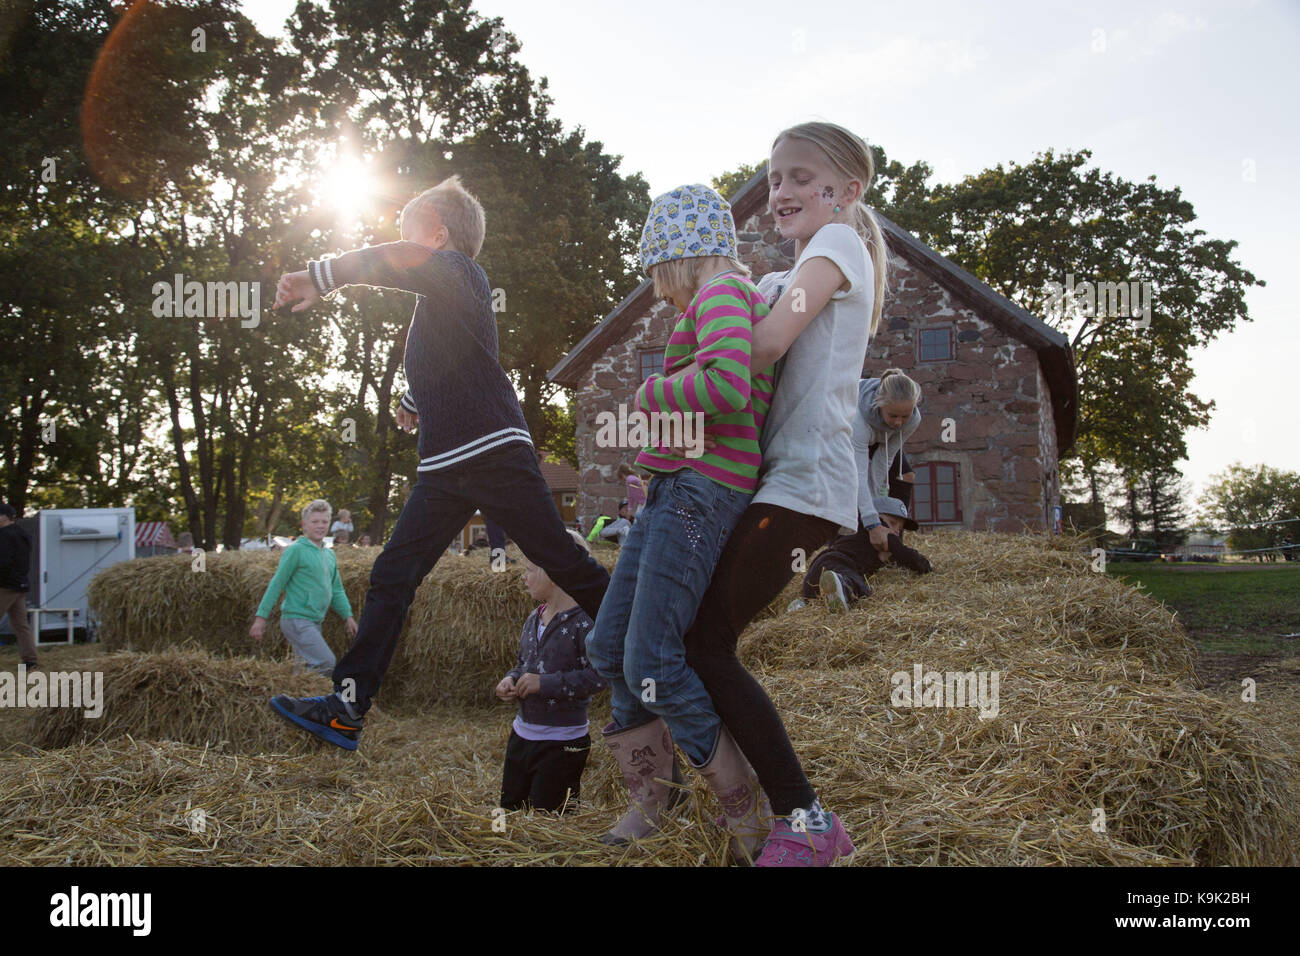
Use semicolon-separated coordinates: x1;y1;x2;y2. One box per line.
638;348;666;382
917;325;954;363
912;460;963;526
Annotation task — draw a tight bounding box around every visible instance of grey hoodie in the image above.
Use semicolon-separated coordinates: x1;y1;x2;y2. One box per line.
851;377;921;530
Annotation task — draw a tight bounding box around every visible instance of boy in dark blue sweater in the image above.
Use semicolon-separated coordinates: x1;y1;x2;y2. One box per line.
268;176;610;751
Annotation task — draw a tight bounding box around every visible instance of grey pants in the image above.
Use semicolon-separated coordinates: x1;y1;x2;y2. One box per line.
279;617;336;677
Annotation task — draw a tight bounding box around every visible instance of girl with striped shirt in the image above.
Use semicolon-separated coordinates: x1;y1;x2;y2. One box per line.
585;183;776;862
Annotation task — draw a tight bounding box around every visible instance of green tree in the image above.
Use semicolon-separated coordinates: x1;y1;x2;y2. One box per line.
713;162;761;201
916;150;1259;504
1199;464;1300;562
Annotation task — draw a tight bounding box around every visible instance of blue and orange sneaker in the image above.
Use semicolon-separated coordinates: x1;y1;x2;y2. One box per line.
269;694;363;751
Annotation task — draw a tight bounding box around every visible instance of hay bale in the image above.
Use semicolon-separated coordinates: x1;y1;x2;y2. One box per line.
88;545;621;711
759;662;1296;866
27;649;331;753
5;652;1292;865
9;528;1291;866
741;568;1197;678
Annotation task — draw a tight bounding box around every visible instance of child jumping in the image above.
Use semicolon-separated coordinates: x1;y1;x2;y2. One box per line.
267;175;609;751
496;531;604;813
585;184;776;862
250;499;357;677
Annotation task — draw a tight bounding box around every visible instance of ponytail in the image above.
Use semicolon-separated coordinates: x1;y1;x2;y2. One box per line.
874;368;922;408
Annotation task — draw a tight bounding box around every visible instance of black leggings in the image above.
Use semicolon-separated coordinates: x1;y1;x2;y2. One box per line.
683;503;837;815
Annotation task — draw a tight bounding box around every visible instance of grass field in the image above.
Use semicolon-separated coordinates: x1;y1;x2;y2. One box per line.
1107;562;1300;654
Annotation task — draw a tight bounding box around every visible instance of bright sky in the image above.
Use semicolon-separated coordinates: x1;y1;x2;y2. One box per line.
244;0;1298;504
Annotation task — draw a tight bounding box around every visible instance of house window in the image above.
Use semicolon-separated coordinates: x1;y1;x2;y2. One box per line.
639;348;665;381
561;493;576;508
918;326;953;362
913;461;962;525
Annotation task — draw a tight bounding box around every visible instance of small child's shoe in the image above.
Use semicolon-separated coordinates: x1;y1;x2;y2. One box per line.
819;569;853;614
754;812;855;867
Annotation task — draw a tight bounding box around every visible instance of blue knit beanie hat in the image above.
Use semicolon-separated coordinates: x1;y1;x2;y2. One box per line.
638;184;738;274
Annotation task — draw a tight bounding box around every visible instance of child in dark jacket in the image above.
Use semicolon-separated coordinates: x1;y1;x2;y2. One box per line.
496;531;605;812
800;496;932;612
267;175;609;752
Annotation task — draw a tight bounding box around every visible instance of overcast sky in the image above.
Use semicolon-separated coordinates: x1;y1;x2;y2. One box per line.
244;0;1297;503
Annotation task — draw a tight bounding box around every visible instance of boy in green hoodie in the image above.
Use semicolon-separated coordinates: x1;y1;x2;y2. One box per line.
250;499;358;676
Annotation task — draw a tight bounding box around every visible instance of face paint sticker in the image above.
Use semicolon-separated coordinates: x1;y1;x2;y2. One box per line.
821;185;836;204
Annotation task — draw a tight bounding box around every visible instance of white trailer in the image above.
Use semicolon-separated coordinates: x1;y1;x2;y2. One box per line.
0;508;135;645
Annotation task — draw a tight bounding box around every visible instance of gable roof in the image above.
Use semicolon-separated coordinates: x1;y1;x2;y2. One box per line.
538;453;579;492
549;164;1077;452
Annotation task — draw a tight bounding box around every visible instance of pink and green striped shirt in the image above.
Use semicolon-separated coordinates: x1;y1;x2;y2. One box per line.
633;274;775;493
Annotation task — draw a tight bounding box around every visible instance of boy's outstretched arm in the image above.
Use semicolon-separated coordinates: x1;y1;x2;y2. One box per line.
277;242;474;307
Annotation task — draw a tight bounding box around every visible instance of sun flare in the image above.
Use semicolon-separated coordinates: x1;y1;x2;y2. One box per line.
319;156;375;220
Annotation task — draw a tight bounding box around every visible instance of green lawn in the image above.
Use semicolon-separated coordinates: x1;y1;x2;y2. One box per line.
1108;562;1300;654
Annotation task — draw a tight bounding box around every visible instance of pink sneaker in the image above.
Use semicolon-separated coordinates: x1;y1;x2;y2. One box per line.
755;812;855;867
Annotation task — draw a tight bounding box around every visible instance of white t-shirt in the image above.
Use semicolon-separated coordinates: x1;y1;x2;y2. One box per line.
753;223;873;529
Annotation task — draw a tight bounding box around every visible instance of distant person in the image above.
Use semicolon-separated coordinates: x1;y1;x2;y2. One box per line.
484;517;516;564
854;369;922;551
0;504;37;671
330;509;354;537
250;500;358;677
333;528;350;546
496;531;604;813
267;174;608;750
797;496;932;612
358;533;373;547
599;501;635;547
1281;536;1296;562
618;463;646;518
176;531;195;554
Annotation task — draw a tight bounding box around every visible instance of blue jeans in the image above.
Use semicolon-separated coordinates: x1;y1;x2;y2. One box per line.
586;467;752;766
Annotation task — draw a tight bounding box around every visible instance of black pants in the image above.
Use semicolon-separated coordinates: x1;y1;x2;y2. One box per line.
332;442;609;713
500;730;592;812
684;503;837;815
802;523;880;599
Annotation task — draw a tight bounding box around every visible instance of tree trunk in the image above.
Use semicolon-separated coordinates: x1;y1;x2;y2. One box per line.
162;364;203;545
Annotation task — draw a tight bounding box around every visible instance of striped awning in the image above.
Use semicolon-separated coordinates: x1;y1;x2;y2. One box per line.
134;521;177;548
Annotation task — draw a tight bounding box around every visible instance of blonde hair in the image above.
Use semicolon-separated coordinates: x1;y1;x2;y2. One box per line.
301;499;332;523
772;122;889;336
873;368;921;408
649;255;749;304
400;175;486;257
